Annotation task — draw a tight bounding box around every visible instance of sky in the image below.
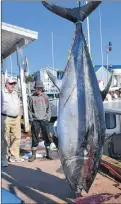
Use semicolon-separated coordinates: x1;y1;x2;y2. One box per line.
2;1;121;75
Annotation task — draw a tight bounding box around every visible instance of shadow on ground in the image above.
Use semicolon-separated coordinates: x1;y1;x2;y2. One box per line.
2;164;73;203
2;164;121;203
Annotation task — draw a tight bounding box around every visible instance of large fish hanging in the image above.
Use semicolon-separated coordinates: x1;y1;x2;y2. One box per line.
42;1;106;197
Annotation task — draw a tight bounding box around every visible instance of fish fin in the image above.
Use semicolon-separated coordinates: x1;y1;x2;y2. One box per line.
82;2;102;21
101;74;113;101
46;68;61;91
42;1;101;23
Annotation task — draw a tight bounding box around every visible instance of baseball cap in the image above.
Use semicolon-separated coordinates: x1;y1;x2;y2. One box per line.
6;77;17;84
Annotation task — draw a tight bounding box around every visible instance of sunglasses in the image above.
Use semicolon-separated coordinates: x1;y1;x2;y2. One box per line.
8;83;16;85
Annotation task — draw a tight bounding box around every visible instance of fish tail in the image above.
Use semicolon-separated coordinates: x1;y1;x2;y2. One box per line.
42;1;101;23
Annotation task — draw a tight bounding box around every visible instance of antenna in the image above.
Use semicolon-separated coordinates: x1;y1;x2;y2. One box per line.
99;7;104;67
51;32;55;69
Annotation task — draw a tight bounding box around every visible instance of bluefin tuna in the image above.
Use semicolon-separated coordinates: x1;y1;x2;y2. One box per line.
42;1;106;196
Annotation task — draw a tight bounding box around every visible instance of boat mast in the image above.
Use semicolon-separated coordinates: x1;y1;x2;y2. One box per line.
86;1;91;54
10;55;13;76
99;6;104;67
51;32;55;69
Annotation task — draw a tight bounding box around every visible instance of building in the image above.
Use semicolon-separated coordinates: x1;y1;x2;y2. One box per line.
1;22;38;132
94;65;121;88
112;65;121;88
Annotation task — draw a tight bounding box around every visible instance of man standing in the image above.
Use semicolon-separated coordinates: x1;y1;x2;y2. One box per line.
1;77;24;167
28;80;52;162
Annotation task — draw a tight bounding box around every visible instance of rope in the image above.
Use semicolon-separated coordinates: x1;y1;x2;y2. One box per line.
100;162;121;180
75;21;82;25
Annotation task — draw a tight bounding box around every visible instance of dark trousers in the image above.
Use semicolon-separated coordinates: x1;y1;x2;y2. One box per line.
31;120;50;150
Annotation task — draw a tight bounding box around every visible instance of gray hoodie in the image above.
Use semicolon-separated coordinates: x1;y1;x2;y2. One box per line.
28;92;51;121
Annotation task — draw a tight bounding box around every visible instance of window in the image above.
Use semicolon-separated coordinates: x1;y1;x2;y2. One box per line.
47;94;54;99
55;94;59;98
105;113;116;129
57;71;64;79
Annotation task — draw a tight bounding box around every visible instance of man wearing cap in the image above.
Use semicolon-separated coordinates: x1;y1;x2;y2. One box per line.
28;80;52;162
1;77;24;167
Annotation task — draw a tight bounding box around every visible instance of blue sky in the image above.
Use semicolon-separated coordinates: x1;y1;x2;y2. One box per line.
2;1;121;75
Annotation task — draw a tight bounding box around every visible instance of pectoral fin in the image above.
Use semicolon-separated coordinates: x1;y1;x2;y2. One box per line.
46;68;62;91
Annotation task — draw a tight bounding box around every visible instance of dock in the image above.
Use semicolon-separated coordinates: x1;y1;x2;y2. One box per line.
1;134;121;203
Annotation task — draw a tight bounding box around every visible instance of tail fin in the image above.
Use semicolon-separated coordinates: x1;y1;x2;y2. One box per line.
42;1;101;23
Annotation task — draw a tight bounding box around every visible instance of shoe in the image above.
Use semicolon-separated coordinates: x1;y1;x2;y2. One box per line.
28;150;36;162
45;146;53;159
50;142;57;151
9;156;24;163
1;159;8;167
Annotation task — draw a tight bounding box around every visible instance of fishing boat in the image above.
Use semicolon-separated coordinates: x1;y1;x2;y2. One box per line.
103;99;121;160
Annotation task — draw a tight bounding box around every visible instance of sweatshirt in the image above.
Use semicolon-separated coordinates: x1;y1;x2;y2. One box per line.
28;92;51;121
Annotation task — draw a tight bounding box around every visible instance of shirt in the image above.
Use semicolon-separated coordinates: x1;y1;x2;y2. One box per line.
1;87;20;117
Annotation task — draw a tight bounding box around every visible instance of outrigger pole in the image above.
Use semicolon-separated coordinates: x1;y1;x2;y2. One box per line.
16;42;30;133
